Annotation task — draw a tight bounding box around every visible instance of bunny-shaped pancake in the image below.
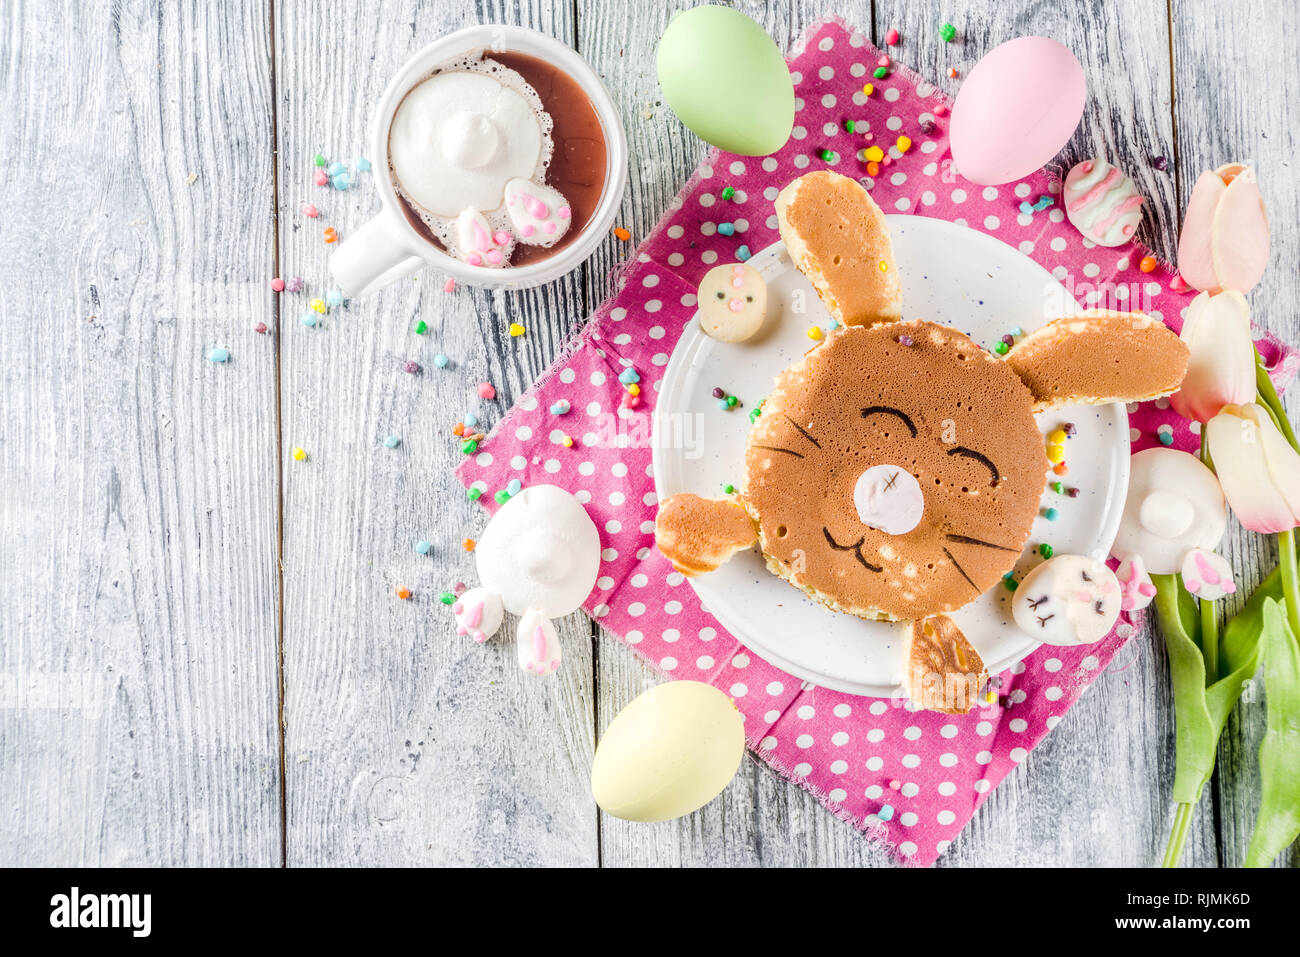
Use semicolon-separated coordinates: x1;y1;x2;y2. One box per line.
656;171;1189;625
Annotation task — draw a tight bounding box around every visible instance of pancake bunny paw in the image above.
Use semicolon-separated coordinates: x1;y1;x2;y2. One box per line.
654;493;758;576
902;615;987;715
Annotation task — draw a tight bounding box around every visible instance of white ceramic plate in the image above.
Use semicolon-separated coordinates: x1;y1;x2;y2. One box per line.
652;216;1129;697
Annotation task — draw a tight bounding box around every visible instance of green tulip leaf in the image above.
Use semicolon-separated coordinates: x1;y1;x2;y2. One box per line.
1244;599;1300;867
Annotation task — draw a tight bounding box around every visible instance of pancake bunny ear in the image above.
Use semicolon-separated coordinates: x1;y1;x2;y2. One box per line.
654;493;758;576
1005;310;1189;411
775;171;903;327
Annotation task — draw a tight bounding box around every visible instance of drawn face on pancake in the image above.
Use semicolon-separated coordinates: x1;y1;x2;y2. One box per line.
744;320;1048;621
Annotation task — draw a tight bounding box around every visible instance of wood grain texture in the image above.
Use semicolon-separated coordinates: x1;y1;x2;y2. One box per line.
0;0;281;865
2;0;1296;868
1171;0;1300;869
274;0;598;866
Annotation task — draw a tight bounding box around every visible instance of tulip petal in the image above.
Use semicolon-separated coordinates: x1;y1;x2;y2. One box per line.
1177;170;1227;293
1169;290;1257;422
1211;165;1270;295
1207;404;1300;533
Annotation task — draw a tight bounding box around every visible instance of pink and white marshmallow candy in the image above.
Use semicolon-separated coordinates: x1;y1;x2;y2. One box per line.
1115;554;1157;612
503;177;572;247
452;587;504;643
1180;547;1237;600
456;207;512;267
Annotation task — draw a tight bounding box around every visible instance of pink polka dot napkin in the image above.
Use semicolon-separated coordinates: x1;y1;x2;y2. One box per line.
456;17;1298;865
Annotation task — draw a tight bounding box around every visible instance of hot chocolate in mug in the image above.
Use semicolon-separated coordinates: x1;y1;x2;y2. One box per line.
330;25;628;296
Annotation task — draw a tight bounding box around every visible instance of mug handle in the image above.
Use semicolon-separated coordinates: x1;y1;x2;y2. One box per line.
329;206;428;297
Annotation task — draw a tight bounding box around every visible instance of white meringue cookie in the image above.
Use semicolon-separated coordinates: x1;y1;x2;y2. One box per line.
476;484;600;617
518;609;562;674
1180;547;1237;601
1012;555;1122;646
1111;448;1227;575
389;70;544;218
453;587;504;643
504;177;572;246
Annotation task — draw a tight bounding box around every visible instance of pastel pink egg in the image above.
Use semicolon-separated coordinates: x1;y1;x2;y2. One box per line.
949;36;1085;185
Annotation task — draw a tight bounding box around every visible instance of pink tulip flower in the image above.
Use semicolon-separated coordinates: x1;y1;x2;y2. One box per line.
1176;164;1270;295
1205;403;1300;533
1170;291;1257;423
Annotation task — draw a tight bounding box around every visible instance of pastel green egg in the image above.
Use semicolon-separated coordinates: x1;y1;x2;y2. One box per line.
656;6;794;156
591;680;745;822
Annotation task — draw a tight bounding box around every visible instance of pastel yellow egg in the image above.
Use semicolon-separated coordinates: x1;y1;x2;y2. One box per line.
591;681;745;822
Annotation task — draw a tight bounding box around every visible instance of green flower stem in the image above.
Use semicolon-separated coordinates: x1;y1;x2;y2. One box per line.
1163;803;1195;868
1281;529;1300;643
1256;350;1299;452
1199;437;1219;681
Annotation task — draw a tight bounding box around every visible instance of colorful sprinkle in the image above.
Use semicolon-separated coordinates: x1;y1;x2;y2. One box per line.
292;447;307;461
323;227;338;243
885;28;900;45
947;67;959;78
506;479;522;496
550;400;571;415
1053;462;1069;476
462;538;476;552
723;483;736;495
1040;543;1054;559
254;322;268;334
478;382;496;400
819;149;837;163
562;435;574;448
403;360;420;374
866;160;880;176
384;435;400;449
863;82;874;97
721;186;736;200
325;289;344;308
414;540;431;555
270;277;286;292
509;322;526;337
1044;507;1059;521
897;335;914;347
1048;428;1068;445
895;135;912;153
414;320;428;335
807;325;823;341
1051;481;1064;494
864;145;885;162
461;438;478;455
396;587;412;600
1002;572;1018;592
444;278;456;293
301;313;318;328
939;23;957;42
877;55;891;68
873;66;888;79
356;157;372;172
717;221;736;236
919;119;936;135
994;341;1009;355
207;347;230;363
494;490;510;504
613;226;631;241
310;297;327;313
1064;421;1077;436
878;804;895;821
1158;425;1175;446
313;169;328;186
736;245;752;261
1140;256;1157;273
843;119;855;133
725;395;739;408
465;414;479;428
313;153;326;167
433;353;449;368
1047;444;1065;465
1152;156;1169;171
467;486;483;501
285;277;304;293
1067;487;1080;498
618;367;641;386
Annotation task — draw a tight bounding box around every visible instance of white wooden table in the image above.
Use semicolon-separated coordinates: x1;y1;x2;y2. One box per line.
2;0;1296;867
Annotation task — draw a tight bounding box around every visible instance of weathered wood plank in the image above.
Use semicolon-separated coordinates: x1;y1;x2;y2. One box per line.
1172;0;1300;869
275;0;599;866
0;0;281;865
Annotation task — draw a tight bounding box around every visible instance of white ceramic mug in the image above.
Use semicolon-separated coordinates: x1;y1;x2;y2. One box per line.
330;25;629;296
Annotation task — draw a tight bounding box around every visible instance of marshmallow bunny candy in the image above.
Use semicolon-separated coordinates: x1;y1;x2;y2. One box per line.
465;484;601;675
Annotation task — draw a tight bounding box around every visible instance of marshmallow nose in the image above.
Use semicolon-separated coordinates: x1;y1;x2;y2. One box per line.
442;110;501;169
853;465;924;535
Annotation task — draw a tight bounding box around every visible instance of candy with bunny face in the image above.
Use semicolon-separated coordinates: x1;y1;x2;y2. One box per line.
1180;547;1236;600
697;263;767;342
1012;555;1121;646
453;587;504;643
